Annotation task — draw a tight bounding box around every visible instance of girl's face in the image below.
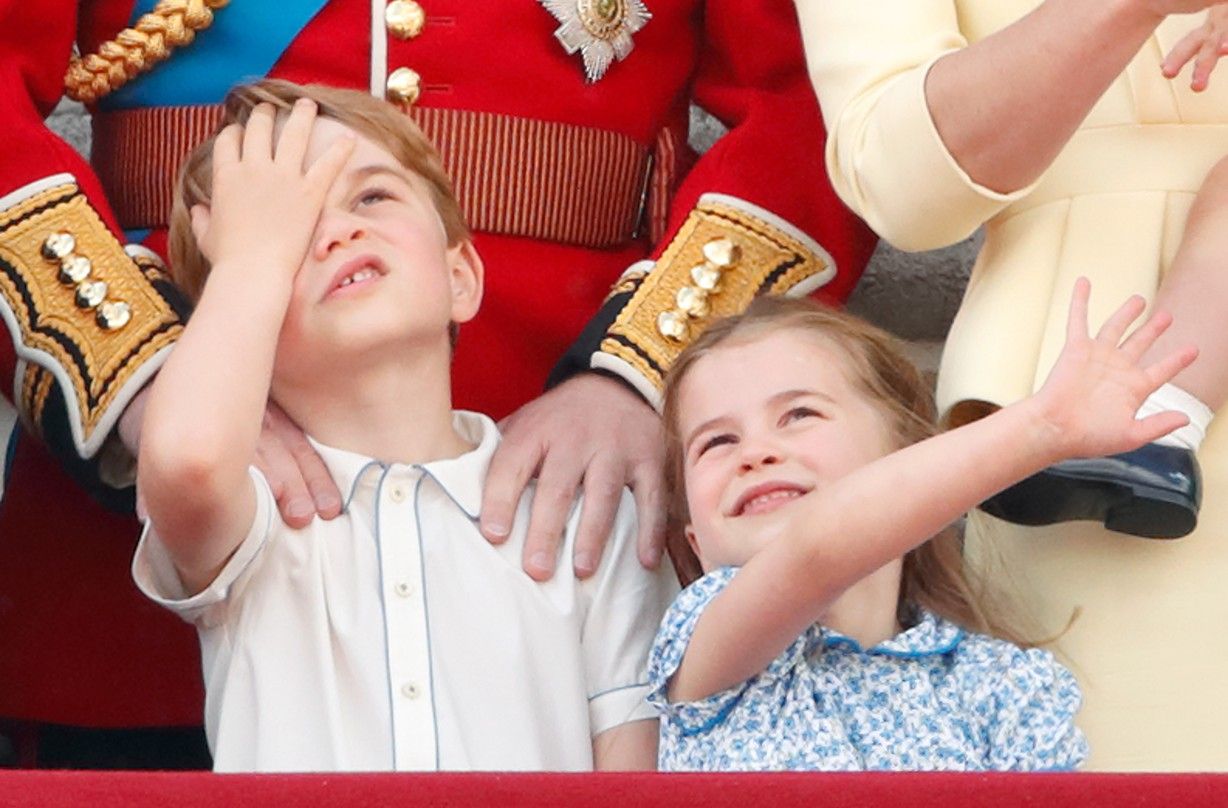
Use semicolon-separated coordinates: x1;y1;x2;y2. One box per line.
677;328;897;571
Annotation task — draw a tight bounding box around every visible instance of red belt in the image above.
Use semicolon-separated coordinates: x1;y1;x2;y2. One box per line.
92;104;655;249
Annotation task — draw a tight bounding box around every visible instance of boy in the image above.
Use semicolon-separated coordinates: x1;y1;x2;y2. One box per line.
133;80;675;772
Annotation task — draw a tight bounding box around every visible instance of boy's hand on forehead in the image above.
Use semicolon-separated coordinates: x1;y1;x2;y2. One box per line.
1029;278;1199;460
191;100;355;281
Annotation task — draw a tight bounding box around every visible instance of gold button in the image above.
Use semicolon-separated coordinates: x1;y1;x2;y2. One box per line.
690;263;722;291
59;255;92;284
75;280;108;309
675;286;710;319
388;483;408;503
386;67;422;105
97;300;131;330
42;232;76;262
385;0;425;40
702;238;741;269
394;580;414;598
401;681;421;699
657;310;688;342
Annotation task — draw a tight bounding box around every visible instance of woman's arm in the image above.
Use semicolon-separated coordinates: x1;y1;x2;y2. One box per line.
797;0;1222;248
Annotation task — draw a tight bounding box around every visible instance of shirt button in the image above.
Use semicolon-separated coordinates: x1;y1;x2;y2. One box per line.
386;67;421;106
388;483;408;503
385;0;425;40
401;681;421;699
394;580;414;598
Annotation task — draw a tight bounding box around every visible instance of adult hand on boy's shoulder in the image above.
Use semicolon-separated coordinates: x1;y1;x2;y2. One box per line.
253;402;342;528
481;374;666;582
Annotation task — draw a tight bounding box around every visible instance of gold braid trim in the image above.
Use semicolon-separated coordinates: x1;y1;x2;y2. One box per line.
65;0;230;104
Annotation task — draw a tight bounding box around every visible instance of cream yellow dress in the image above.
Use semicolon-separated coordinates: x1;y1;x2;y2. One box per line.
798;1;1228;770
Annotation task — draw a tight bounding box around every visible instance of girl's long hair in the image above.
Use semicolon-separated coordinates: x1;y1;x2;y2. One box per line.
661;295;1028;646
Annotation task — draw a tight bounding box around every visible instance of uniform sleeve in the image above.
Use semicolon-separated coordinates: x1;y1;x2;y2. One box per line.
795;0;1038;252
550;0;877;408
981;645;1088;771
0;0;187;507
132;466;275;629
579;489;680;736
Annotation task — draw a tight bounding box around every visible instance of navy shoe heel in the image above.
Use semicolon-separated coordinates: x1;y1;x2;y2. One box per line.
979;443;1201;540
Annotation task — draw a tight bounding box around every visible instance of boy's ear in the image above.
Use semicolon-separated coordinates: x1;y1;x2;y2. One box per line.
448;239;484;324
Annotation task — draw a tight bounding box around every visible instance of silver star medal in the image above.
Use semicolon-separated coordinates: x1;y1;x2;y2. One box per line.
540;0;651;82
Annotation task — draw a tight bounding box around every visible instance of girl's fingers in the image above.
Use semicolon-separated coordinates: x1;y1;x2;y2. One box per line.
1145;344;1200;390
274;99;318;169
1132;411;1191;447
242;103;276;162
1094;293;1146;348
1118;308;1173;362
1065;277;1092;343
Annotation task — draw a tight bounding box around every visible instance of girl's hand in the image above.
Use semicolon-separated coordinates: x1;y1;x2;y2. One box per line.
1161;5;1228;91
1030;278;1198;460
190;100;355;281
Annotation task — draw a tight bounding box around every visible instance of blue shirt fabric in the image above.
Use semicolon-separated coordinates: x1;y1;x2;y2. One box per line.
647;567;1087;771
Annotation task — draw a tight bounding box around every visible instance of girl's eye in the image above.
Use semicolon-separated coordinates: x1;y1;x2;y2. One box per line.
697;433;736;457
782;406;821;425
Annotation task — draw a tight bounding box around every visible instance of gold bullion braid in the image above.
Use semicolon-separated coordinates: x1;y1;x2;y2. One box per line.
64;0;230;104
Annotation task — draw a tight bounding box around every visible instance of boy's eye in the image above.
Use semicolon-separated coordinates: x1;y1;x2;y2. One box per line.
356;187;395;207
697;433;736;457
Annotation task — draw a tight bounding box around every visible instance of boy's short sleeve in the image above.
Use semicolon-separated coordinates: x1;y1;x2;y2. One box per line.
580;490;680;736
132;466;276;628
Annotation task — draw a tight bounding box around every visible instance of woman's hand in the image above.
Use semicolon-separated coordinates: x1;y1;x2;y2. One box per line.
1161;5;1228;90
1029;278;1198;460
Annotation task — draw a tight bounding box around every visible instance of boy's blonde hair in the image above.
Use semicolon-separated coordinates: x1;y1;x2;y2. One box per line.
661;295;1026;645
169;79;468;303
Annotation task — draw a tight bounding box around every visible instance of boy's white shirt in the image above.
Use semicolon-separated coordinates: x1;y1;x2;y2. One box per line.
133;410;677;773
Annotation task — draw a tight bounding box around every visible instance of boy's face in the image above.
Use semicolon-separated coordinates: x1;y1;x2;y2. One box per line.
273;117;482;380
676;328;896;572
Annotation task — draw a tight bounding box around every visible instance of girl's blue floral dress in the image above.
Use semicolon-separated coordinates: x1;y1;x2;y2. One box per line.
648;567;1087;771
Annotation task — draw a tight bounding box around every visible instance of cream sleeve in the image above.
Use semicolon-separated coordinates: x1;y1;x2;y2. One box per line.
796;1;1037;250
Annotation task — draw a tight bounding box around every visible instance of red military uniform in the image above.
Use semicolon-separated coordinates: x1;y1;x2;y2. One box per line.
0;0;874;748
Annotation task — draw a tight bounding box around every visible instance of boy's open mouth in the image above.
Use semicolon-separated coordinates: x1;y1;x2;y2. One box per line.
324;255;387;299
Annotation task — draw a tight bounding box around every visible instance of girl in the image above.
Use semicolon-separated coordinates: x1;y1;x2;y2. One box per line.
647;282;1195;770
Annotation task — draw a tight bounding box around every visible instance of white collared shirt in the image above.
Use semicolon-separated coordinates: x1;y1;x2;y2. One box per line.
134;411;677;772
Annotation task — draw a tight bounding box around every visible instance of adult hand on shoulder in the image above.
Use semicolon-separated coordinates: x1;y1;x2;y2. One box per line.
481;373;666;581
254;401;343;528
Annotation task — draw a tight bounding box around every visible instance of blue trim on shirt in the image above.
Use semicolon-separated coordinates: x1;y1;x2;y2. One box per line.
370;464;397;769
411;474;442;770
588;681;651;701
123;228;153;245
99;0;332;110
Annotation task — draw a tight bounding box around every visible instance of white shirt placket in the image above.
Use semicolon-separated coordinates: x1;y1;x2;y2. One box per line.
375;469;438;770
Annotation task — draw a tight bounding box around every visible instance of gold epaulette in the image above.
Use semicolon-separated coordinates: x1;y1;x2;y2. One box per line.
64;0;229;104
593;194;837;408
0;176;183;457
